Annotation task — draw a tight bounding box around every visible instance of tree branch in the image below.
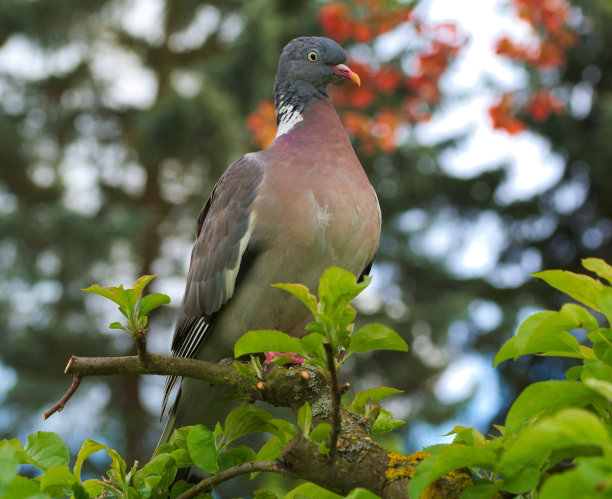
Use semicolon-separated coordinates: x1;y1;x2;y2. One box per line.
176;460;292;499
45;351;472;497
43;353;327;419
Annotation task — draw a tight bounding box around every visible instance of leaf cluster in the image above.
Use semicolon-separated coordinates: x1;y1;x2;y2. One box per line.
83;275;170;337
410;258;612;498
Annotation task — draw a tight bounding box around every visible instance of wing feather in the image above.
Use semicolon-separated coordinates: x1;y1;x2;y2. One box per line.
161;155;264;416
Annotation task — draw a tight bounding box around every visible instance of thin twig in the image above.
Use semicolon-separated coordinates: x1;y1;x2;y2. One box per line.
175;460;288;499
323;342;341;459
135;329;149;366
42;376;81;419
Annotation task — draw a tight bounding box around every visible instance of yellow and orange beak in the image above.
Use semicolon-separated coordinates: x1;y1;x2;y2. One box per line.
329;63;361;86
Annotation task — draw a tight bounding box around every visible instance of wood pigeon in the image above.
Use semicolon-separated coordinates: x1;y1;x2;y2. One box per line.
159;36;381;444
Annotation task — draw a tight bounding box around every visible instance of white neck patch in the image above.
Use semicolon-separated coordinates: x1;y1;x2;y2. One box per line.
275;101;304;138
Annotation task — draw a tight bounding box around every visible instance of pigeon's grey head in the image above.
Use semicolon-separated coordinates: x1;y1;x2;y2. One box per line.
273;36;360;105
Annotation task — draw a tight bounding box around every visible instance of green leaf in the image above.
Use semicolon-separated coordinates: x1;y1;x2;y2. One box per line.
4;476;48;499
371;408;405;436
349;324;408;354
71;482;89;499
318;267;370;311
583;377;612;401
233;361;257;380
138;292;170;318
133;453;175;492
273;283;318;314
251;436;284;479
254;489;279;499
501;408;610;470
170;448;193;468
539;455;612;499
505;380;605;434
409;446;498;499
187;425;218;475
73;438;126;487
444;426;487;447
0;446;19;494
269;355;295;366
74;439;107;481
348;387;403;413
81;479;104;497
309;423;331;442
299;333;326;357
533;270;605;312
223;406;278;447
39;465;76;497
298;402;312;438
269;418;299;444
132;274;157;295
108;321;125;330
494;305;590;366
582;258;612;285
24;432;69;471
234;330;307;358
218;445;256;468
343;488;380;499
460;482;504;499
284;482;342;499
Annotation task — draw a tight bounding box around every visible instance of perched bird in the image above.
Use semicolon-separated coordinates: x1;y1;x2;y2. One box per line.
160;36;381;444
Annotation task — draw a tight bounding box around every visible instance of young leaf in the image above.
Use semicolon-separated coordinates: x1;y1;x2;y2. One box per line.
0;446;19;494
39;465;76;497
251;437;284;479
505;380;605;434
74;439;107;481
137;292;170;318
582;258;612;285
371;409;405;436
234;330;307;358
501;408;610;470
349;324;408;354
582;377;612;402
132;274;157;295
3;475;45;499
218;445;257;468
318;268;371;306
273;283;318;314
533;270;604;312
409;446;498;499
233;361;257;380
348;387;403;414
108;322;125;330
133;453;175;493
298;402;312;438
284;481;342;499
24;432;69;471
309;423;331;443
493;305;588;366
222;406;277;447
187;425;218;475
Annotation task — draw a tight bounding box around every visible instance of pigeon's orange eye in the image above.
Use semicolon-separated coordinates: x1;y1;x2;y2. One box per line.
307;50;319;62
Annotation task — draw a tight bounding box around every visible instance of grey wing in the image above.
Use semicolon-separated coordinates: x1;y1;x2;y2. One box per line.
161;155;264;416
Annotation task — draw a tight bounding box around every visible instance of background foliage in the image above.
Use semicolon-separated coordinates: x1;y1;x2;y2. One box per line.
1;0;611;490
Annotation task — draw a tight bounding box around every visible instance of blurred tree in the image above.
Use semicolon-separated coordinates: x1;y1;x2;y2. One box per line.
0;0;607;482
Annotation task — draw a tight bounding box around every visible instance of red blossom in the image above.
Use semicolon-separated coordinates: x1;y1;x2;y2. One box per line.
527;90;564;122
489;93;527;135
